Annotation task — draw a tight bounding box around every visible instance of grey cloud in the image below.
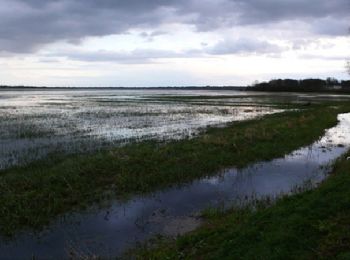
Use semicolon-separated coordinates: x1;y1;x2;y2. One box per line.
0;0;348;53
51;49;189;64
0;0;176;53
139;31;168;42
208;38;284;55
175;0;349;32
292;39;316;50
48;37;283;64
291;39;336;51
233;0;349;25
312;18;350;36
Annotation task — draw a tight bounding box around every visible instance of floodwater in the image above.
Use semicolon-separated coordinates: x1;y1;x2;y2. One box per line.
2;88;349;170
1;112;349;259
0;88;286;170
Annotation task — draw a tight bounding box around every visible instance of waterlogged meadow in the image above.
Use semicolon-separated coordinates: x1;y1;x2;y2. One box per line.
0;88;285;170
2;88;350;258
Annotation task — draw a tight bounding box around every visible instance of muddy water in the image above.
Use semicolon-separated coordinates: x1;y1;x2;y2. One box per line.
0;113;350;259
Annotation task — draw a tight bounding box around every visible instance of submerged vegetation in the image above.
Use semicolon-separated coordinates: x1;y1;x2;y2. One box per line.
135;151;350;259
0;102;349;235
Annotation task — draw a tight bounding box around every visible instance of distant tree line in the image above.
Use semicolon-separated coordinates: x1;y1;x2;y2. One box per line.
249;78;350;93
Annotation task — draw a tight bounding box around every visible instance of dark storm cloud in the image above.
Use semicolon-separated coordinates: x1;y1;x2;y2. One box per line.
0;0;174;52
170;0;349;31
231;0;349;25
0;0;348;53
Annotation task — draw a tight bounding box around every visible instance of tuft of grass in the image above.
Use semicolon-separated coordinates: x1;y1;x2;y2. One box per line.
0;103;349;235
134;151;350;259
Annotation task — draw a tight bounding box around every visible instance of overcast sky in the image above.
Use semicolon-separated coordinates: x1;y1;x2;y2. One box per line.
0;0;349;87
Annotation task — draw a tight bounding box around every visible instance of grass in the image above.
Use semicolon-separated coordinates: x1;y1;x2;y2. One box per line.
134;150;350;259
0;102;349;235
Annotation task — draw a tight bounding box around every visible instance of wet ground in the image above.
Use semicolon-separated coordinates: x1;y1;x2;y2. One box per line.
1;112;349;259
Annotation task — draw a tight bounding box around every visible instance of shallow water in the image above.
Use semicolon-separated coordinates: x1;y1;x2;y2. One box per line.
0;89;286;170
1;112;349;259
2;88;350;170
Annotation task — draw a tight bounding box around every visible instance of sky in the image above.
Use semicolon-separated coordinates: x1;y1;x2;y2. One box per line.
0;0;349;87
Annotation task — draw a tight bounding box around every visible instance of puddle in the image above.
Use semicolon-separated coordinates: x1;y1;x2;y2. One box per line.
0;113;349;258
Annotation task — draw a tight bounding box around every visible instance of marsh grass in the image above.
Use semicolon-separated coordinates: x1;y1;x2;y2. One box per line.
0;103;349;235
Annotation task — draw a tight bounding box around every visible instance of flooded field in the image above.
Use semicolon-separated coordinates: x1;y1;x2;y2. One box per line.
2;88;350;170
1;110;349;259
2;88;350;259
0;88;287;170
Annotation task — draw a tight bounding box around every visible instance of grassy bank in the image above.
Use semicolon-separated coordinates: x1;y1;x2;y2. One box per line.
0;103;349;235
136;150;350;259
